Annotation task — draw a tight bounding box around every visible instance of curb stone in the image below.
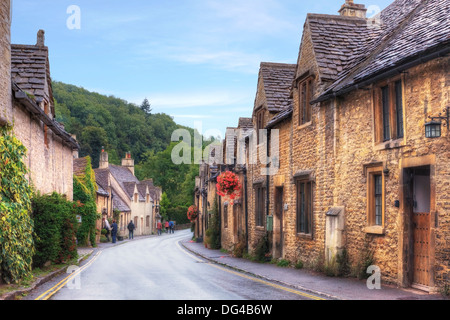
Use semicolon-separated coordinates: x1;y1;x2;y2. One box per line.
179;240;341;300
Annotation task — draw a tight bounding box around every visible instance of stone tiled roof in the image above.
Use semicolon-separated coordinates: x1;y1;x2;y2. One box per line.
73;157;88;177
112;189;131;213
312;0;449;100
266;105;293;129
238;117;253;130
258;62;296;113
11;43;53;113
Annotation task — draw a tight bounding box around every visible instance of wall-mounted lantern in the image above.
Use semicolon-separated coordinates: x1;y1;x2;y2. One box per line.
425;106;449;138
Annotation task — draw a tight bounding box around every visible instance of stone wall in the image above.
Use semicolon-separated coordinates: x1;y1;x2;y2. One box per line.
333;56;450;289
0;0;11;125
12;99;75;200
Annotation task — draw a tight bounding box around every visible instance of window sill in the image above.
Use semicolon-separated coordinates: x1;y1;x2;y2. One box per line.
297;121;312;130
374;138;405;151
364;225;385;235
296;233;313;240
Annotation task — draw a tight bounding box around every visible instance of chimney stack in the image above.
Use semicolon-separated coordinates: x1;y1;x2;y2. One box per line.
36;29;45;47
339;0;367;18
121;152;135;176
99;149;109;169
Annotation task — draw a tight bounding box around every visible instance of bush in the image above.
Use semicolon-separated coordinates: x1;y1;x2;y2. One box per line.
295;260;304;269
32;193;78;268
253;233;270;262
277;259;290;268
0;126;35;284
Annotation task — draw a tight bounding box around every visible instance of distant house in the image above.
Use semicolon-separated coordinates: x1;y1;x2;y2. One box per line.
94;151;161;237
0;10;78;200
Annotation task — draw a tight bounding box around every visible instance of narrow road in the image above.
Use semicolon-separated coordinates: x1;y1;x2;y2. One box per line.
26;229;325;300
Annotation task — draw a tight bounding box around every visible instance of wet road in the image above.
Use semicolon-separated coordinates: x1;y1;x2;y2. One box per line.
27;229;324;300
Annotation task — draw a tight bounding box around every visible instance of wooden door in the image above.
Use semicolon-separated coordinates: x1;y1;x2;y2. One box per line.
409;166;431;288
413;212;430;287
274;188;283;259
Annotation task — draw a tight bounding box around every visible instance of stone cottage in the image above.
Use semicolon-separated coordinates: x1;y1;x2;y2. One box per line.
94;151;160;237
247;62;296;255
1;0;78;200
259;0;449;292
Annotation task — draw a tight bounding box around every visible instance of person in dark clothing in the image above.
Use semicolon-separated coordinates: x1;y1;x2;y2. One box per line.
127;220;135;240
111;220;118;243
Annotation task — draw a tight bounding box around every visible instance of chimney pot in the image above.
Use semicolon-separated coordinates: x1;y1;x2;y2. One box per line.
36;29;45;46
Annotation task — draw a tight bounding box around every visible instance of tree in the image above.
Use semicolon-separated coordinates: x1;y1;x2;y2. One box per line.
140;98;152;115
160;192;171;221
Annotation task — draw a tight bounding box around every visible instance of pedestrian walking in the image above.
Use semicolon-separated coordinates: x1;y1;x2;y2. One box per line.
103;217;111;242
169;220;174;234
157;221;162;236
111;219;118;243
127;220;135;240
165;220;169;233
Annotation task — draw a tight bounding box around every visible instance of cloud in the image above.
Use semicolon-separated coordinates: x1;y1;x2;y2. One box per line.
147;91;251;110
204;0;296;35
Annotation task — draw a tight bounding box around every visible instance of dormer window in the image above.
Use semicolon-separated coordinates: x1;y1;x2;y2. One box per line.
256;107;265;144
134;193;138;203
298;76;314;126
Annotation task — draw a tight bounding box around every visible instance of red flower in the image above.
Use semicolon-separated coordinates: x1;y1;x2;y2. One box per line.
187;205;199;222
216;171;241;203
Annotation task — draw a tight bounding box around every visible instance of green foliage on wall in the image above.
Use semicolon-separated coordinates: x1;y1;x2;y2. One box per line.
31;192;78;268
73;157;100;247
0;125;35;284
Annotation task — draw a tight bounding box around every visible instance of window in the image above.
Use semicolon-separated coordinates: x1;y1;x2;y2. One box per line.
223;204;228;229
134;193;138;203
256;108;265;144
296;179;312;234
366;166;385;232
146;215;150;227
298;77;314;125
255;185;265;227
375;79;404;142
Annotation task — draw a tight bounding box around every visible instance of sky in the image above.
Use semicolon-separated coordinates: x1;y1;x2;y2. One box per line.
11;0;393;139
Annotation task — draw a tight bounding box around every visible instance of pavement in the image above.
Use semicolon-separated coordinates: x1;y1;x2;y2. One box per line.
1;230;446;300
179;238;446;301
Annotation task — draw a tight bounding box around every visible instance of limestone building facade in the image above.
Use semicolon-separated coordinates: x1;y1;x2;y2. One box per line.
1;0;78;200
94;151;161;237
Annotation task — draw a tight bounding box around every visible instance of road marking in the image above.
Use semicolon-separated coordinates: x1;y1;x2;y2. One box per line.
35;251;102;301
177;240;326;301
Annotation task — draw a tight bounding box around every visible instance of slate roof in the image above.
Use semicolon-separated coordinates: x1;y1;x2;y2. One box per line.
11;44;54;115
73;157;89;177
266;105;293;129
310;0;450;101
257;62;297;113
112;189;131;213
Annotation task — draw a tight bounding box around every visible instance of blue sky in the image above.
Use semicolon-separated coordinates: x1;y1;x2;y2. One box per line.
11;0;393;138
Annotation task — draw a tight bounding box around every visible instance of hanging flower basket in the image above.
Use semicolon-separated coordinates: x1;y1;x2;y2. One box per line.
187;205;199;222
216;171;241;202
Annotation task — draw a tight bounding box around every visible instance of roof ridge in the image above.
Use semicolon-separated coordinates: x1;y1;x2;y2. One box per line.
321;0;425;95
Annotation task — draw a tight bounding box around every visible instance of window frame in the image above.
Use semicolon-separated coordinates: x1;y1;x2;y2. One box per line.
365;166;386;234
295;178;313;236
297;76;314;126
254;184;266;227
374;78;404;143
